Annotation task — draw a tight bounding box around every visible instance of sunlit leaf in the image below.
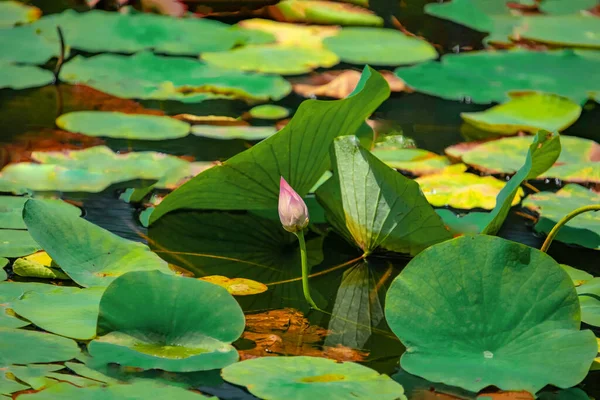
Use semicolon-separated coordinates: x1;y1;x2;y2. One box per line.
372;148;452;175
12;251;70;280
249;105;290;120
190;125;276;140
236;18;339;48
198;275;268;296
561;264;593;287
274;0;383;26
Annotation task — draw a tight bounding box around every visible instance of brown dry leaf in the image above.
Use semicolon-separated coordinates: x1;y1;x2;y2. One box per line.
199;275;268;296
477;391;534;400
292;70;405;99
239;308;369;362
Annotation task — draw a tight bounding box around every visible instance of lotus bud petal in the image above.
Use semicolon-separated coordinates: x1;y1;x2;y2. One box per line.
278;177;309;233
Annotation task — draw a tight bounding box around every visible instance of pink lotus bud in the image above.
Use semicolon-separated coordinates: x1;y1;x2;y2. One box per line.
278;177;309;233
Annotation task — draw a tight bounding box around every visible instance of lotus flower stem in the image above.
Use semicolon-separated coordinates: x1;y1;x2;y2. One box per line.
294;229;321;311
540;204;600;253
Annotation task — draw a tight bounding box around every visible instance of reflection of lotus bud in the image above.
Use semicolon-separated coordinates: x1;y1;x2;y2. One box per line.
278;177;309;233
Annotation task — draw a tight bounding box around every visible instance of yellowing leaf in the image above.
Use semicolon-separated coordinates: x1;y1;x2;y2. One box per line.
12;251;70;280
199;275;268;296
237;18;339;48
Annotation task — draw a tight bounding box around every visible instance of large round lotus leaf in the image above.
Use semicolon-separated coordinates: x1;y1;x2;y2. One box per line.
56;111;191;141
190;125;277;140
236;18;339;48
415;171;523;210
371;148;452;175
16;380;215;400
275;0;383;26
32;9;243;55
13;251;70;280
0;196;80;229
0;229;40;257
60;51;292;103
516;16;600;48
222;356;406;400
0;25;59;64
0;1;41;27
323;28;438;66
523;184;600;250
249;105;289;120
202;45;339;75
539;0;597;14
396;49;600;104
12;286;104;340
0;328;80;364
461;93;582;134
385;235;598;393
0;63;54;90
88;270;245;372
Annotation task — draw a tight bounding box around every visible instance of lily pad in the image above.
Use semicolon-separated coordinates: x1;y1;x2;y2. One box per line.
415;171;524;210
516;16;600;48
236;18;339;48
0;282;57;328
202;45;339;75
275;0;383;26
249;105;289;120
371;148;452;175
222;356;406;400
12;251;70;280
461;93;582;134
385;235;598;393
396;49;600;104
0;25;59;64
88;270;245;371
150;66;389;222
0;196;80;229
540;0;598;14
23;199;172;287
0;230;40;257
0;328;80;364
0;1;41;27
190;125;277;140
0;63;54;90
0;258;6;281
523;184;600;250
198;275;268;296
316;136;452;256
56;112;191;141
323;28;438;66
60;51;292;103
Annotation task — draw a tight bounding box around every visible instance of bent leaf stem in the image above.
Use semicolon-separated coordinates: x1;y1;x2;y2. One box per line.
294;230;321;311
540;204;600;253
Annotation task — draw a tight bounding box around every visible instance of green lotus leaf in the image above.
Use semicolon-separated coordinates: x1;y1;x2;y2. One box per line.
0;63;54;90
415;171;524;210
323;28;438;66
0;25;59;64
33;9;243;55
12;286;104;340
0;258;6;281
316;136;452;256
0;230;40;257
60;51;292;103
222;356;405;400
16;381;215;400
12;251;70;280
561;264;593;287
539;0;598;14
461;93;582;134
523;184;600;250
577;279;600;327
150;66;389;222
275;0;383;26
88;270;245;372
202;44;339;75
0;1;41;27
385;235;598;393
23;199;172;287
0;196;80;229
56;111;191;141
396;49;600;104
0;328;80;365
516;16;600;48
249;104;290;120
190;125;276;140
0;282;58;328
6;364;63;391
371;148;452;175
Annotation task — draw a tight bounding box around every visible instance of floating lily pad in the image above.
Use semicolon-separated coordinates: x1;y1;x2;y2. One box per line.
577;279;600;327
249;105;289;120
385;235;598;393
23;199;172;287
371;148;452;175
60;51;292;103
540;0;598;14
13;251;70;280
396;49;600;104
222;356;405;400
190;125;277;140
516;16;600;48
323;28;438;66
0;258;6;281
198;275;268;296
0;1;41;27
202;45;339;75
0;282;57;328
0;25;59;64
12;286;104;340
6;364;64;391
523;184;600;250
275;0;383;26
0;229;40;257
236;18;339;48
561;264;593;287
461;93;582;134
416;171;524;210
33;9;243;55
0;328;80;365
88;270;245;372
0;63;54;90
56;111;191;141
0;196;80;229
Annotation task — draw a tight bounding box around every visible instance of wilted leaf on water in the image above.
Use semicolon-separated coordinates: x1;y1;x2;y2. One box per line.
0;196;80;229
190;125;276;140
0;25;59;64
249;104;289;120
199;275;267;296
272;0;383;26
12;251;70;280
396;49;600;104
323;28;438;66
461;93;582;134
539;0;597;14
292;69;405;99
371;148;452;175
56;111;191;141
515;15;600;48
0;63;54;90
415;171;524;210
523;184;600;250
202;44;339;75
236;18;339;48
60;51;292;103
0;1;41;27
